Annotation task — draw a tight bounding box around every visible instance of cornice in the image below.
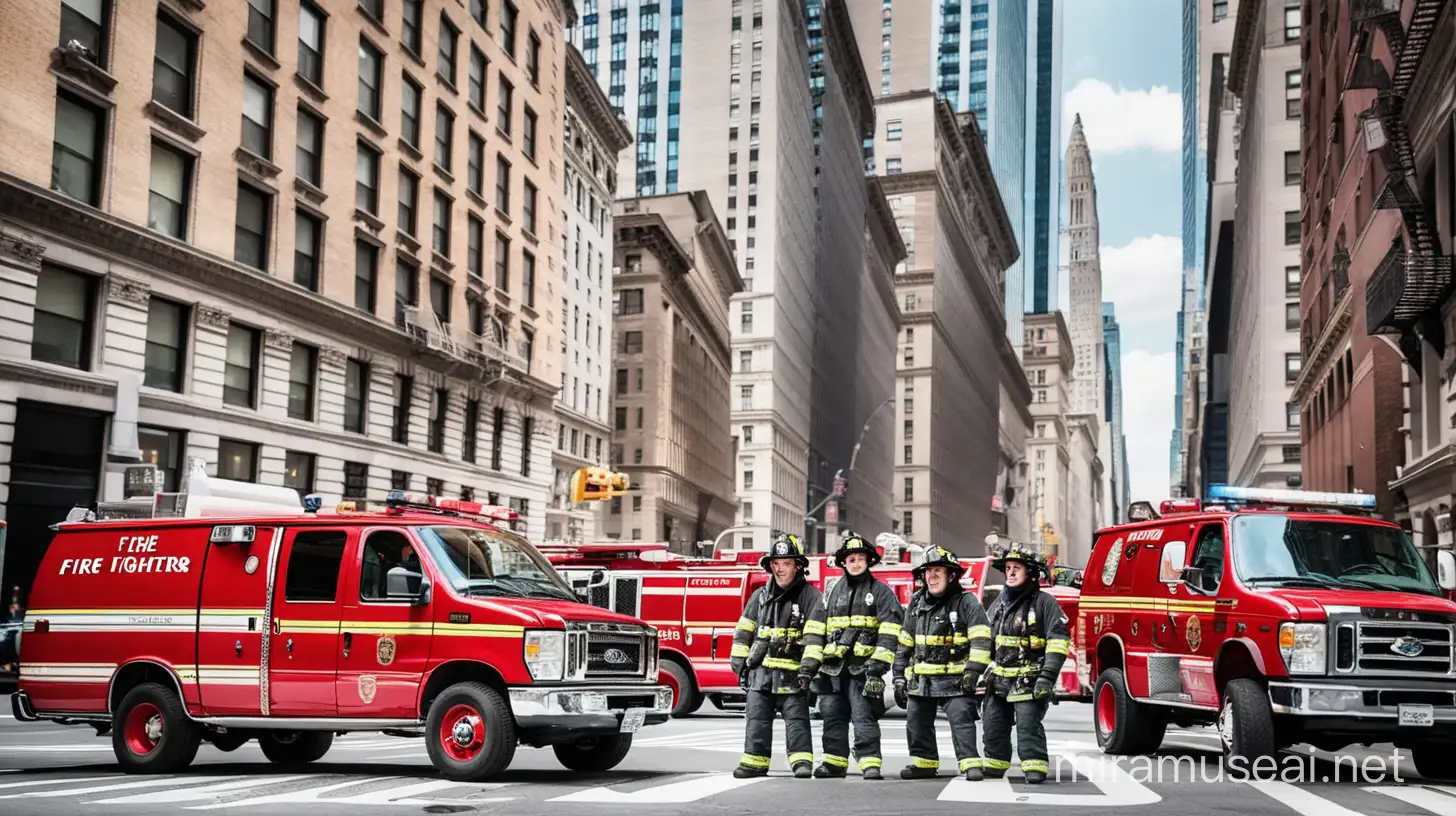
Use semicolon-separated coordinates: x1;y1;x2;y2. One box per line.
615;210;733;364
865;176;905;325
687;190;744;296
937;102;1018;272
1227;0;1263;97
822;0;875;138
566;44;632;153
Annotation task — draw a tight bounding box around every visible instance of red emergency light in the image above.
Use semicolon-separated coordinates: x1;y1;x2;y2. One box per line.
1160;498;1203;515
382;490;519;523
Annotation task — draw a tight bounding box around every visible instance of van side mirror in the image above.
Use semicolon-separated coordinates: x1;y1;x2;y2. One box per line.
1158;541;1188;584
1437;550;1456;591
386;566;431;605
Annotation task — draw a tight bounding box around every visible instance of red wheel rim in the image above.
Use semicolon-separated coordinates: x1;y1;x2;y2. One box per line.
439;703;484;762
124;702;163;755
1096;683;1116;736
663;668;681;709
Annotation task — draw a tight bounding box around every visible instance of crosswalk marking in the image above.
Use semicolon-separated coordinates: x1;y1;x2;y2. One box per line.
89;776;312;804
1366;786;1456;816
938;755;1161;806
0;775;117;791
1246;780;1369;816
549;773;767;804
0;775;238;800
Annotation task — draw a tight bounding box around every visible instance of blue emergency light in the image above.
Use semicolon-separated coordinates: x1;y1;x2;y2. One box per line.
1206;484;1378;511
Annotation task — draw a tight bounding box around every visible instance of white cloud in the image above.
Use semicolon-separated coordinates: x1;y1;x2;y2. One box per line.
1064;78;1182;153
1120;350;1177;507
1101;234;1183;331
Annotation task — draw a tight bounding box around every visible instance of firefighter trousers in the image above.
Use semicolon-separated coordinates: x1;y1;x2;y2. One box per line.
981;694;1051;775
739;690;814;771
818;674;887;771
905;694;981;773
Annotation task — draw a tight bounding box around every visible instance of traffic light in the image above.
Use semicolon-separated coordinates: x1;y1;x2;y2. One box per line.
570;467;630;503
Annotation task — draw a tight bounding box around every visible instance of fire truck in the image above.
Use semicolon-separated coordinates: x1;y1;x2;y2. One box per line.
544;535;1088;715
11;461;671;780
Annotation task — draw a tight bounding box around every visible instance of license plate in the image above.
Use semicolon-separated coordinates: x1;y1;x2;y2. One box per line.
1399;704;1433;727
620;707;647;733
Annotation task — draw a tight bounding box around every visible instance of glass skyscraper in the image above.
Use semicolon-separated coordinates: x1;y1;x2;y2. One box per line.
567;0;683;198
1173;0;1203;485
1026;0;1062;316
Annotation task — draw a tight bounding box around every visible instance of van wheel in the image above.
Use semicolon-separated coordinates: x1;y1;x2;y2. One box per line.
1093;668;1165;755
1410;744;1456;781
112;682;202;774
662;661;702;717
1218;679;1276;763
426;682;517;781
259;731;333;764
553;734;633;772
206;730;251;752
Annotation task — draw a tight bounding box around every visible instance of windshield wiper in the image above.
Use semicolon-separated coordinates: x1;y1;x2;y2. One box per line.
1245;575;1344;589
470;575;578;602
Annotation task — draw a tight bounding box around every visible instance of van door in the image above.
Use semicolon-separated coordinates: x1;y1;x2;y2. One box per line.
268;527;350;716
194;525;277;715
337;527;434;718
1172;522;1225;707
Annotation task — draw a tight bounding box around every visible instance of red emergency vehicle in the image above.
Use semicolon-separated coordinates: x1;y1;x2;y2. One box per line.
1082;485;1456;778
10;463;671;781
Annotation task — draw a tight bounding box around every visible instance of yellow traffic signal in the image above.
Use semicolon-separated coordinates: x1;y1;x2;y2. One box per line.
570;467;630;502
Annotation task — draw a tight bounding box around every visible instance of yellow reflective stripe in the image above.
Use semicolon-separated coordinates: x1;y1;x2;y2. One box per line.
740;754;771;768
915;634;952;645
731;643;751;657
968;625;991;638
870;646;896;664
736;617;757;631
824;644;849;656
803;619;826;635
912;662;967;675
991;664;1038;676
853;642;876;657
912;757;940;769
1007;693;1034;702
859;756;883;770
1045;643;1069;655
802;645;824;661
823;754;849;767
960;757;983;771
848;615;878;626
878;621;902;636
952;634;969;645
789;752;814;765
967;649;992;663
983;758;1012;770
827;616;852;627
898;631;914;647
1021;759;1050;773
995;635;1024;647
763;657;800;670
1029;636;1046;647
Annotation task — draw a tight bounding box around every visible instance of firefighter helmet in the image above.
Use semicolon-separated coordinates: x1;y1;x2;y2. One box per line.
759;533;809;571
912;545;965;582
832;529;881;568
992;542;1049;577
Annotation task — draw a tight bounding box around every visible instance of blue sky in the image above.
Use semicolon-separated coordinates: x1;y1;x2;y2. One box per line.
1060;0;1183;505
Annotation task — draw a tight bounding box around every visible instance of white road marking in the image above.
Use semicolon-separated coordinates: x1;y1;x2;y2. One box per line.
1245;780;1368;816
88;776;311;804
0;744;114;752
183;777;515;809
0;775;239;800
1365;785;1456;816
937;754;1160;806
0;775;117;791
549;773;768;803
366;752;429;761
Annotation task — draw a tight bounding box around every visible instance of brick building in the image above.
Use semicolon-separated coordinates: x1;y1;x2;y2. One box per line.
0;0;573;601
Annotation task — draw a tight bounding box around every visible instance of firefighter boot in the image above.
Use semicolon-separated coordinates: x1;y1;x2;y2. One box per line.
1024;769;1047;784
965;766;984;781
733;765;768;779
813;762;847;778
900;764;939;780
862;766;882;780
794;762;813;778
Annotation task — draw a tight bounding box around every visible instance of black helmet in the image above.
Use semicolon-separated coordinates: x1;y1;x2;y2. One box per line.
912;545;965;582
992;542;1049;577
759;533;809;571
832;529;881;568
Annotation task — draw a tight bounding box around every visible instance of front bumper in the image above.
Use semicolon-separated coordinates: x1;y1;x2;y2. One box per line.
1268;679;1456;739
508;684;672;736
10;690;38;722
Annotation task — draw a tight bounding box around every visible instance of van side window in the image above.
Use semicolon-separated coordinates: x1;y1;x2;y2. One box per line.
284;530;348;602
1189;525;1225;593
360;530;420;601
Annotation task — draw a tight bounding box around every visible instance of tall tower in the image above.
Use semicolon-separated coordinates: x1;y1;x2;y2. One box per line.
1027;0;1063;315
1064;114;1104;418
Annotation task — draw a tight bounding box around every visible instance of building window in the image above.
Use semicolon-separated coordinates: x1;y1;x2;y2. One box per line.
886;157;902;174
344;358;367;433
430;274;451;326
147;141;191;239
1285;353;1301;383
358;37;383;121
1282;445;1301;463
490;407;505;470
297;2;324;87
527;31;541;85
288;343;316;421
523;107;537;161
1284;151;1300;185
355;240;378;313
52;92;105;207
1212;0;1228;20
470;0;486;25
522;181;537;234
246;0;275;54
429;388;448;453
396;168;418;237
1285;70;1301;119
218;439;259;482
1283;4;1300;41
625;331;643;354
463;398;479;462
296;108;323;185
494;233;511;289
153;12;197;117
521;251;535;307
401;75;422;148
143;297;187;392
356;140;380;214
467;215;484;278
467;131;484;193
234;182;271;270
1286;401;1300;430
497;78;514;136
621;289;644;314
32;264;94;370
402;0;422;54
294;211;321;290
1286;265;1300;295
886;119;902;140
139;426;184;492
438;15;459;86
435;103;454;172
284;451;315;497
394;374;413;443
494;155;512;214
60;0;109;66
224;323;260;408
469;46;486;111
241;72;274;159
359;0;383;21
1285;302;1300;330
1284;211;1300;244
499;0;518;58
432;189;451;256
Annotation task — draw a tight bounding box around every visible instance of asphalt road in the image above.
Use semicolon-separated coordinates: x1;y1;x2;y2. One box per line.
1;703;1454;814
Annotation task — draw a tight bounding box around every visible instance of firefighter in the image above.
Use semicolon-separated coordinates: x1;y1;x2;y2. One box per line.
729;533;827;779
980;543;1070;784
810;530;902;780
891;545;992;780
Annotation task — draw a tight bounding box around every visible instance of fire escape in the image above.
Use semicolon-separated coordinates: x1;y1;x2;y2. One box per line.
1354;0;1453;373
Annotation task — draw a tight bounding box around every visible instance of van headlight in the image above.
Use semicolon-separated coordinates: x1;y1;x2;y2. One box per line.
524;630;565;681
1279;623;1326;674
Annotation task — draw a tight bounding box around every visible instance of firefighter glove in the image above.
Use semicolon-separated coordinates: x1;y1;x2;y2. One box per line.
893;677;908;708
1033;677;1054;700
798;669;814;692
863;676;886;698
961;671;980;694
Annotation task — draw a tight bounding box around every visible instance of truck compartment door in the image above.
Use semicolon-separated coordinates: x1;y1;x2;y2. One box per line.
267;528;350;716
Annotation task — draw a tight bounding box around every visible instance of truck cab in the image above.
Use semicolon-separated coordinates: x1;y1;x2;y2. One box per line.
1083;485;1456;779
11;459;671;780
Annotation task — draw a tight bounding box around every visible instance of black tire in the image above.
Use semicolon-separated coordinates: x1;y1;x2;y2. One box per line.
206;730;251;752
425;681;517;781
663;660;702;717
1092;668;1166;755
1218;678;1276;764
112;682;202;774
553;734;633;772
258;731;333;764
1411;744;1456;781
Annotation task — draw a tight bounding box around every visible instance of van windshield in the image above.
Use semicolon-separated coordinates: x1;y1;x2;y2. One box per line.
1231;514;1442;596
416;524;578;601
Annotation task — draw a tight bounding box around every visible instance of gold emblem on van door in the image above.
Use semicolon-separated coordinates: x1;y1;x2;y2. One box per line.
1186;615;1203;652
358;675;377;704
377;635;397;666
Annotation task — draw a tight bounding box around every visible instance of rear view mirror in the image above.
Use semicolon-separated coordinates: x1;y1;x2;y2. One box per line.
1158;541;1188;584
1437;550;1456;591
386;566;431;605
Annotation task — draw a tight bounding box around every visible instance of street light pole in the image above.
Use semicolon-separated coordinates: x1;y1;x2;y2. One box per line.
804;397;895;549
